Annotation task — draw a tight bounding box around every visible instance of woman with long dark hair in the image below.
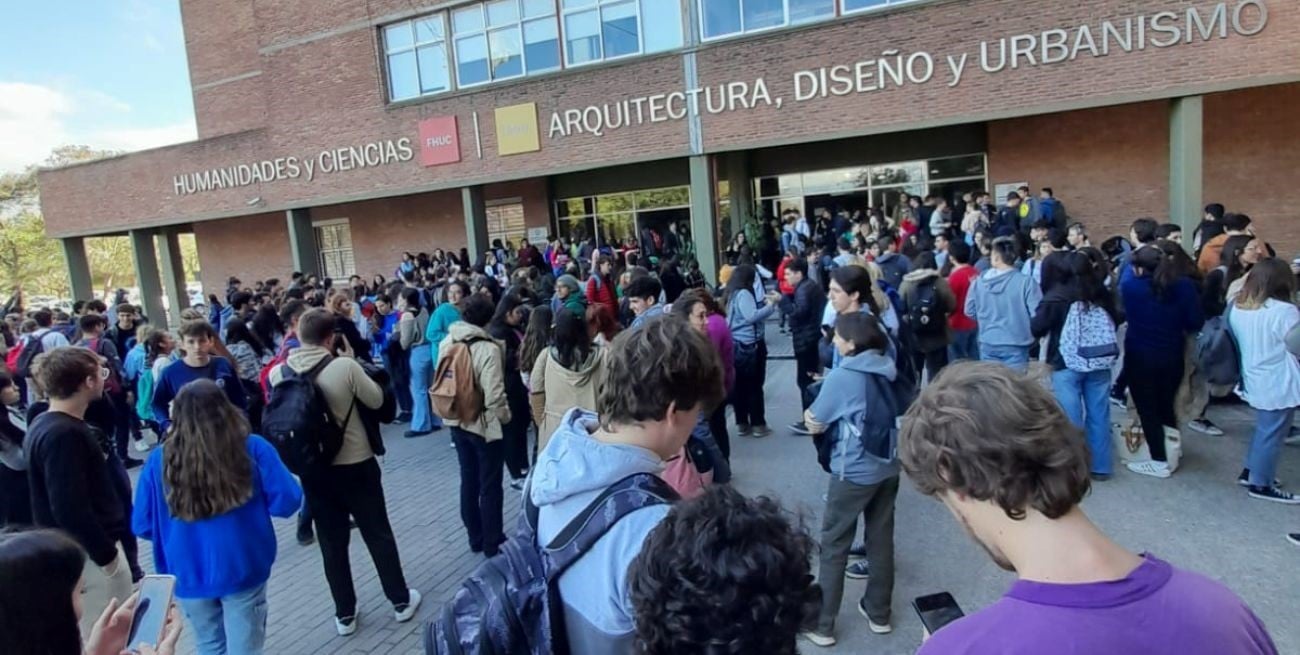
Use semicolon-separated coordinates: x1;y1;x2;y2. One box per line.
249;304;284;352
1229;258;1300;504
489;293;532;485
1203;234;1263;318
1031;249;1118;479
530;308;607;451
723;264;776;437
398;287;437;438
133;380;301;655
0;370;30;526
1119;245;1204;479
518;306;554;390
672;289;735;462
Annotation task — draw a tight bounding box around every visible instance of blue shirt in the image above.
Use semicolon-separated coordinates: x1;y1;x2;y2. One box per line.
1119;274;1204;361
151;357;247;432
132;435;302;599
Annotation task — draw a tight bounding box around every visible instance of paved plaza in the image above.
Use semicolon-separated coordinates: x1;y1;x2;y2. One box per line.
132;342;1300;655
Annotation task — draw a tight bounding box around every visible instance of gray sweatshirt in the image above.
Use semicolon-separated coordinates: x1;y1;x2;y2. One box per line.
964;267;1042;347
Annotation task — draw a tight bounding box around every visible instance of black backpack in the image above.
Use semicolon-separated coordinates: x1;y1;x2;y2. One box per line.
426;473;678;655
15;333;46;379
262;357;353;476
907;279;945;338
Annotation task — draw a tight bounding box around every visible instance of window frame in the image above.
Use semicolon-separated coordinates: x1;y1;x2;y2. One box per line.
451;0;561;89
698;0;838;42
382;14;452;102
560;0;647;69
840;0;920;17
312;219;357;279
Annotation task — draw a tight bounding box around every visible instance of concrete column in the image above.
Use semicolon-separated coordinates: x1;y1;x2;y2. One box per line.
286;208;319;277
129;229;167;329
688;155;719;284
60;237;93;302
1169;96;1204;240
157;228;189;327
462;185;489;261
725;151;753;242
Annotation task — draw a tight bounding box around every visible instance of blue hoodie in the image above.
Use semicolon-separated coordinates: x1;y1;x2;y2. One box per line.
809;349;901;485
132;435;302;599
529;409;672;655
964;268;1042;348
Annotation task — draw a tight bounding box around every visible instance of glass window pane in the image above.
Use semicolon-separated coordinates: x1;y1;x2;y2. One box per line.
523;19;560;72
387;51;419;100
634;187;690;210
488;27;524;79
487;0;519;27
456;34;491;85
524;0;555;17
757;177;780;198
927;155;986;180
414;16;444;43
384;22;414;52
595;193;635;214
642;0;682;52
601;1;639;58
801;168;867;194
778;174;802;196
598;213;638;248
842;0;888;12
743;0;784;31
565;9;601;64
702;0;742;38
789;0;834;24
453;6;484;33
869;162;924;186
416;44;450;93
556;198;586;219
562;0;596;8
928;179;986;208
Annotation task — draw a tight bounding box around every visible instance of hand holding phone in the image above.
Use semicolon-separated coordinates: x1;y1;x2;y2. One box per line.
126;575;177;652
912;592;964;639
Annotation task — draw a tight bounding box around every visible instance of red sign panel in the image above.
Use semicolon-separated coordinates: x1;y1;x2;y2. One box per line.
418;115;460;166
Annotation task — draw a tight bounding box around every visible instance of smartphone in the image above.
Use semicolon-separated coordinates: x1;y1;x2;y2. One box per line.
912;592;964;636
126;575;176;651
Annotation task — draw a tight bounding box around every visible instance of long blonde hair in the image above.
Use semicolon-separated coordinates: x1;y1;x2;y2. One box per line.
163;379;253;521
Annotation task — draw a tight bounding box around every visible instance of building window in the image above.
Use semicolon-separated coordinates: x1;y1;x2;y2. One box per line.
699;0;834;40
841;0;919;15
554;186;692;264
451;0;560;88
485;201;528;247
561;0;679;67
314;220;356;279
384;16;451;101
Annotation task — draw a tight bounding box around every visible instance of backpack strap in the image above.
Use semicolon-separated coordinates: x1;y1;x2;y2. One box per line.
524;472;678;577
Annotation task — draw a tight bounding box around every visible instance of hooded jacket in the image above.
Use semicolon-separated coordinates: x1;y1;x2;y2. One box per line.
964;268;1042;348
437;322;511;441
779;277;827;352
529;409;672;655
270;345;384;465
899;269;956;353
530;345;608;450
809;349;900;486
875;251;912;290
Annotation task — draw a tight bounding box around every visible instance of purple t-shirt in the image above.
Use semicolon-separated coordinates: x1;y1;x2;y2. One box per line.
920;555;1276;655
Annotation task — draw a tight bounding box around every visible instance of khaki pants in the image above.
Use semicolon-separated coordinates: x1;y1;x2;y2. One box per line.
80;545;133;637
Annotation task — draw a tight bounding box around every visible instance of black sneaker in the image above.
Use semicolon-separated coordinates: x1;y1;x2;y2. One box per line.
1248;485;1300;505
845;561;870;579
789;422;811;436
403;429;432;438
297;531;316;546
847;544;867;560
1238;469;1284;489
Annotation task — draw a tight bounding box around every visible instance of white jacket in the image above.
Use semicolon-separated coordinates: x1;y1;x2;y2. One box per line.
1230;299;1300;411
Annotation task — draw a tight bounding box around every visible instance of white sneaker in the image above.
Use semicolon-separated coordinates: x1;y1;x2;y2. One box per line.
857;599;893;634
335;615;357;636
394;588;422;623
1126;460;1172;479
133;438;151;453
801;631;836;647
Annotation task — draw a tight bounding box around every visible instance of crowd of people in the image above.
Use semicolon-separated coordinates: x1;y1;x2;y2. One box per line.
0;186;1294;655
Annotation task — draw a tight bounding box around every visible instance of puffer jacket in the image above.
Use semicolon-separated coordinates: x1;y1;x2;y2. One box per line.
436;322;511;441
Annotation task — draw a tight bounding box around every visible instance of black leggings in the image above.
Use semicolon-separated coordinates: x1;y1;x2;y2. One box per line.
1125;350;1183;462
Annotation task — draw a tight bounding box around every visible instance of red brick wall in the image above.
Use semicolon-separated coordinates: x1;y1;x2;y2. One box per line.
180;0;264;138
987;101;1169;241
485;178;551;233
312;190;464;280
192;211;291;294
1204;83;1300;255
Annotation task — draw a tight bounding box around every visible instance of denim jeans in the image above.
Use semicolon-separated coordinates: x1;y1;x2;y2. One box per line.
1246;406;1296;488
1051;368;1113;475
180;583;269;655
407;343;440;432
948;328;979;362
980;344;1029;372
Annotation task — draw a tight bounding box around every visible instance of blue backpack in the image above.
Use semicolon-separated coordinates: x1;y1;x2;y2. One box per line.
426;473;678;655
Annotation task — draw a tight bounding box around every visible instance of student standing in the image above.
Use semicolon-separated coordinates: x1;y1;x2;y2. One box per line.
776;257;827;434
723;265;776;437
398;287;438;438
0;371;29;526
488;292;532;486
530;309;608;452
965;237;1042;372
438;295;512;557
133;380;302;655
270;309;420;636
946;241;980;361
24;347;132;635
151;321;247;433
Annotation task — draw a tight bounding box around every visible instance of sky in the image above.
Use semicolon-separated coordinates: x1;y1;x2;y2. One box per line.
0;0;197;174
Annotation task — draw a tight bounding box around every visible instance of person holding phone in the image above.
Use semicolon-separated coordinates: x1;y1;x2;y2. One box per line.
132;380;303;655
0;529;182;655
899;362;1277;654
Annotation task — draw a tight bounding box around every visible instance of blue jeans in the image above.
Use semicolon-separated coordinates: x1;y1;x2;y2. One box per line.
408;343;439;432
1246;406;1296;488
1051;368;1113;475
180;583;268;655
948;328;979;362
980;344;1029;372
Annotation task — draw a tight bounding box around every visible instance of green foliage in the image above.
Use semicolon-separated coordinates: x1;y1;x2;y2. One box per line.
0;211;67;296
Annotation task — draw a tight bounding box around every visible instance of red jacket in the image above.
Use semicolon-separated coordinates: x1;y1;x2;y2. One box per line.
586;275;618;319
776;256;794;295
947;264;979;331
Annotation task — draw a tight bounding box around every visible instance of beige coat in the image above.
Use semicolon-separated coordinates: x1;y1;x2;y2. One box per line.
270;345;384;466
436;322;510;441
529;345;608;450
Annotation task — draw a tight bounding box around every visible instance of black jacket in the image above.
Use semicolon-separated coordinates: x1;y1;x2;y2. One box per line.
25;409;124;566
780;278;827;352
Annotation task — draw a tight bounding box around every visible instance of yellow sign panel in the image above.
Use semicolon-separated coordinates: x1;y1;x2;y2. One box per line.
494;103;540;156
